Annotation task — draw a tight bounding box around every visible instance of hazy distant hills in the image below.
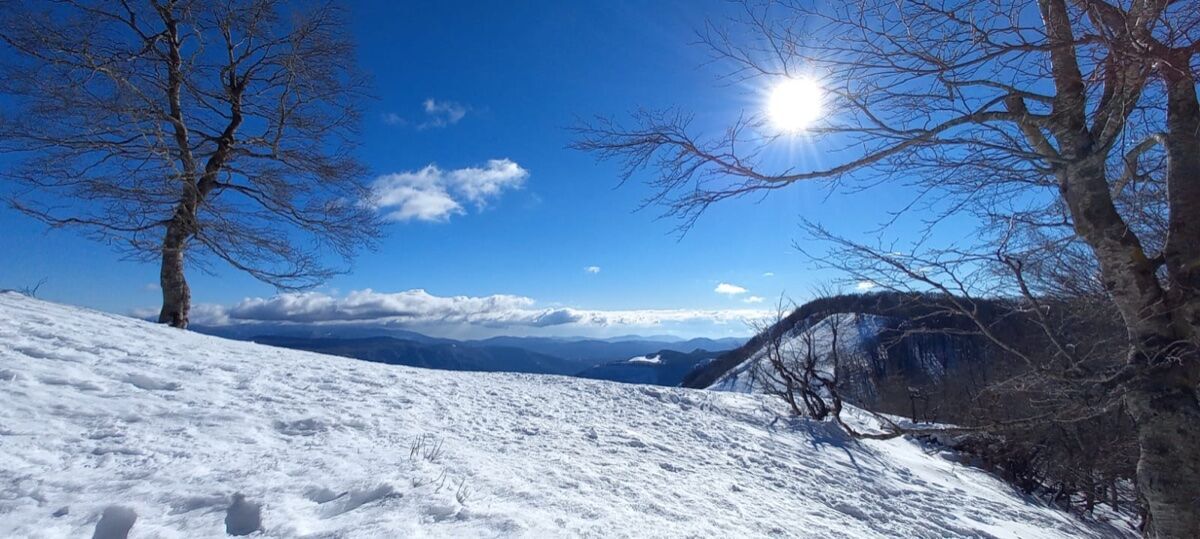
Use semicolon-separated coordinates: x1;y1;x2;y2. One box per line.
191;323;454;344
191;324;744;383
463;336;743;363
247;335;590;376
576;349;722;386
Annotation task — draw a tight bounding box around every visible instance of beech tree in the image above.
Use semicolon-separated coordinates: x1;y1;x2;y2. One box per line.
575;1;1200;536
0;0;380;328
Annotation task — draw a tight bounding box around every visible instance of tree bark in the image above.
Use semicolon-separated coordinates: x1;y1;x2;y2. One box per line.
1124;346;1200;539
1046;115;1200;538
157;216;191;329
1128;54;1200;539
1162;59;1200;341
1056;156;1200;539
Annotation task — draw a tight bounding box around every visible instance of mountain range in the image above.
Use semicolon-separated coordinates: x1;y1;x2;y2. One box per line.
191;325;743;384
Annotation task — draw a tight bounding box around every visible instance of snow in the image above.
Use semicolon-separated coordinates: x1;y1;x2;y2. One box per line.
0;292;1131;538
626;354;662;364
709;313;882;393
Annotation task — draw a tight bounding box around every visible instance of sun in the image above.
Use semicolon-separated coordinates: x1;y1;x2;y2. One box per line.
766;78;824;132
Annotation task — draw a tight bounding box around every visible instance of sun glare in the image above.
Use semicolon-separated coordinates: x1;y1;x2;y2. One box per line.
767;78;823;133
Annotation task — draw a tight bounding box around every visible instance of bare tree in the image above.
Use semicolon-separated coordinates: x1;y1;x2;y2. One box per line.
751;298;844;420
575;1;1200;535
810;231;1146;515
17;278;48;298
0;0;380;328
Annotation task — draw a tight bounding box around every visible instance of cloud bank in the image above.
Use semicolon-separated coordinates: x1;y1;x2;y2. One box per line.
371;159;528;222
177;289;767;337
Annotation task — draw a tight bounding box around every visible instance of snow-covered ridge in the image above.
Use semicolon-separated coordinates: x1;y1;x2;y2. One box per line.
626;354;661;364
0;293;1128;538
709;313;888;393
707;312;975;402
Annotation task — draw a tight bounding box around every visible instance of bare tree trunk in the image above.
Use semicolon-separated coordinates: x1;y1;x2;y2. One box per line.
1129;54;1200;539
1062;160;1200;537
1162;61;1200;342
157;217;191;329
1125;345;1200;539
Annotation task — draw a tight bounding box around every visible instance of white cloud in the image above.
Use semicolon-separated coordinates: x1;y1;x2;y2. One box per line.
134;303;230;325
567;307;767;328
714;282;748;296
743;296;764;304
177;289;769;336
227;289;555;326
381;99;470;129
371;159;527;222
420;98;468;129
130;307;157;319
370;166;463;222
449;159;529;207
855;280;879;291
762;272;775;277
585;266;601;274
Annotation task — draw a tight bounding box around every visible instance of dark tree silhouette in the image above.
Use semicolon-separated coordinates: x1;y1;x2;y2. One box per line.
0;0;380;328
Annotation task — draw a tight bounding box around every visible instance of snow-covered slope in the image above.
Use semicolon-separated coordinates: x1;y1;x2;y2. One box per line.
708;313;888;393
0;293;1129;538
706;312;982;404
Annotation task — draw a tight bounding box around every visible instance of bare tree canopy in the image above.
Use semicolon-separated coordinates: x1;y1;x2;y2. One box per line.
575;1;1200;536
0;0;381;328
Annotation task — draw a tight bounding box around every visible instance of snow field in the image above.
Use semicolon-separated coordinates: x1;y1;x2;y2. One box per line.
0;293;1130;538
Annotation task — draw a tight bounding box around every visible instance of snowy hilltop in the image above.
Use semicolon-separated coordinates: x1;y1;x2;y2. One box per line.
706;313;889;394
0;292;1130;538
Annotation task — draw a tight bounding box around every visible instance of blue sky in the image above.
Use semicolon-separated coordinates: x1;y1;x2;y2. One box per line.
0;1;970;338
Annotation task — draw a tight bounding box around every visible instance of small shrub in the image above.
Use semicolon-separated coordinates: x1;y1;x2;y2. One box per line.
410;434;445;463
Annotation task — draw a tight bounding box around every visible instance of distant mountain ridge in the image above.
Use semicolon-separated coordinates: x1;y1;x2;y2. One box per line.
576;349;722;386
463;335;743;363
247;335;591;376
191;325;744;383
191;323;454;344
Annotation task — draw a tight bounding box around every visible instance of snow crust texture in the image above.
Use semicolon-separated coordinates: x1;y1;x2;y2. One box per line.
0;293;1130;538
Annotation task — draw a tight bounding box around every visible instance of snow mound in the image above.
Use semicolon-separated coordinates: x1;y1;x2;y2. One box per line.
0;293;1129;538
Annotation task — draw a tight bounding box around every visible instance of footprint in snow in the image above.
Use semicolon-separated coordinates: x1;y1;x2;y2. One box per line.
40;376;103;392
273;418;328;436
225;493;262;536
310;484;397;518
92;505;137;539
